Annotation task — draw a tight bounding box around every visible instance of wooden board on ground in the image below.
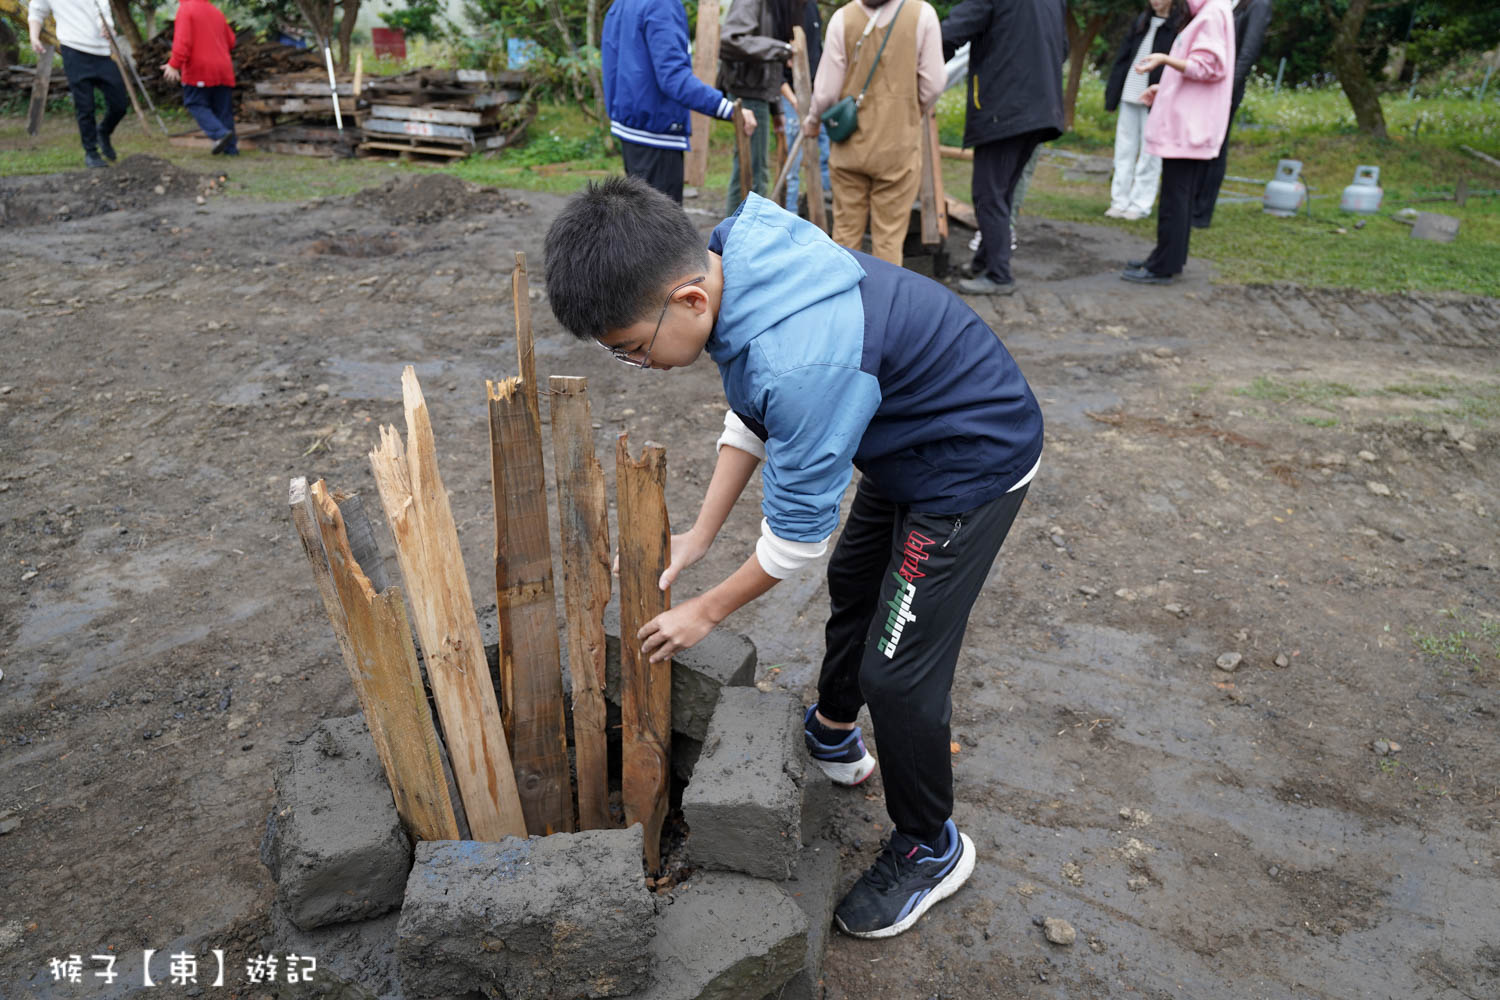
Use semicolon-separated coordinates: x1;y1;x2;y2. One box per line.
616;434;672;872
291;477;461;843
685;0;720;188
791;28;826;233
368;366;527;842
549;376;612;832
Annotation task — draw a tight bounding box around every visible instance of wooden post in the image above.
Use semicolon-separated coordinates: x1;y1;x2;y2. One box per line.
615;433;672;872
488;376;574;836
292;477;461;842
369;366;527;841
791;28;826;232
549;376;612;831
685;0;720;189
733;98;752;207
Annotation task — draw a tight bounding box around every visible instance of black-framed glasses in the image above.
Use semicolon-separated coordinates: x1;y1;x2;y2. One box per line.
597;275;706;369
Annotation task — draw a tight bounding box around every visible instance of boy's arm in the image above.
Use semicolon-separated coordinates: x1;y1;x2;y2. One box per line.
720;0;793;64
644;2;736;121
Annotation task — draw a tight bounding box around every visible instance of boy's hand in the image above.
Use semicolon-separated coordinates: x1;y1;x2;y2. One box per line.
659;529;709;591
638;595;719;663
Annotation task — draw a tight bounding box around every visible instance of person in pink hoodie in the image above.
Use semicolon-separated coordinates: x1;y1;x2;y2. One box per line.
1120;0;1235;284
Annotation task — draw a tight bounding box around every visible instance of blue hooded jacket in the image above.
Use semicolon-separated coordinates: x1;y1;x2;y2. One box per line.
708;194;1044;543
603;0;736;150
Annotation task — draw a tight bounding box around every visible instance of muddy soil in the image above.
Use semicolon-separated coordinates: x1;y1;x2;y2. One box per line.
1;164;1498;1000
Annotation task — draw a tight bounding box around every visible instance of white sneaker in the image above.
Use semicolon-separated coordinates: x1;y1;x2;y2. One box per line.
1104;206;1126;218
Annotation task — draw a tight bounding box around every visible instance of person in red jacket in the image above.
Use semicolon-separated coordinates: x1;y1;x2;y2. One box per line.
161;0;238;154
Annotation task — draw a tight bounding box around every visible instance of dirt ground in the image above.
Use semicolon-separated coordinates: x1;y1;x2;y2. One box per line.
2;155;1499;1000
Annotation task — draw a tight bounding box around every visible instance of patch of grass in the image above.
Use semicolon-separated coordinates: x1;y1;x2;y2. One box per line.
1235;375;1359;408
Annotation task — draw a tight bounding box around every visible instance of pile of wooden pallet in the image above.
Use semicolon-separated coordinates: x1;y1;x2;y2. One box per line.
357;68;535;161
292;254;674;869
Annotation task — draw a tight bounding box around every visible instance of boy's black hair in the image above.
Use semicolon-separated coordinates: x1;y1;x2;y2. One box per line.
543;175;709;341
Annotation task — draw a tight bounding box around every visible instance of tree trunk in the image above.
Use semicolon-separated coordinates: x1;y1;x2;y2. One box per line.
336;0;359;71
1062;10;1107;131
1326;0;1387;139
107;0;144;50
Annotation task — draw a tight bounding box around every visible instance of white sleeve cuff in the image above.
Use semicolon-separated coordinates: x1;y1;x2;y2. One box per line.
716;409;767;461
754;518;831;579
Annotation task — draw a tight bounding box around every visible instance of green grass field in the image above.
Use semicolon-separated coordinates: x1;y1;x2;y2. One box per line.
3;66;1497;296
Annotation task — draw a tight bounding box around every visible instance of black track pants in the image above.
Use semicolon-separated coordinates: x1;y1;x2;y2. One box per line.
816;477;1028;845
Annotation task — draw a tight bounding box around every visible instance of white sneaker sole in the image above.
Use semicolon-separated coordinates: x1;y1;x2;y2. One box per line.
836;833;976;939
810;751;876;786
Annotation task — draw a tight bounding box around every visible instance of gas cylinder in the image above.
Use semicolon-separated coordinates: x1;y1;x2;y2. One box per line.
1263;160;1307;217
1340;165;1383;213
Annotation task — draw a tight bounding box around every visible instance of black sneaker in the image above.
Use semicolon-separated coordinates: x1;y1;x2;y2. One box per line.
835;819;976;939
99;133;117;162
84;150;108;169
803;704;876;786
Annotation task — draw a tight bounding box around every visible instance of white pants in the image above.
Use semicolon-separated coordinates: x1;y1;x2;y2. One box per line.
1110;101;1162;215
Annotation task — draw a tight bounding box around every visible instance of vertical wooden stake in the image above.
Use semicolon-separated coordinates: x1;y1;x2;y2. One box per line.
615;433;672;872
489;376;574;836
369;366;527;841
685;0;720;189
791;28;826;232
549;376;613;831
733;98;753;207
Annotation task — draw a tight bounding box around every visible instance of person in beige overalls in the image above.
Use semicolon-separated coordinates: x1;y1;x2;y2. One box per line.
804;0;945;266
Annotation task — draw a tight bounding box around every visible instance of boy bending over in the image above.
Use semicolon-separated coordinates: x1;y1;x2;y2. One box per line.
543;177;1042;939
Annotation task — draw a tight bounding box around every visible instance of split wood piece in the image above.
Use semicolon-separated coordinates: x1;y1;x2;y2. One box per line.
791;28;826;233
918;112;948;245
615;434;672;872
369;366;527;841
27;44;54;137
733;99;753;206
293;477;461;842
488;376;574;836
685;0;720;188
548;376;613;831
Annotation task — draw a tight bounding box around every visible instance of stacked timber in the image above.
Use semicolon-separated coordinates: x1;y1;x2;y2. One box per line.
358;68;535;161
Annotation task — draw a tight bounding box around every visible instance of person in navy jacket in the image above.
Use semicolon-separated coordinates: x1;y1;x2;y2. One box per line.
544;177;1043;940
603;0;758;203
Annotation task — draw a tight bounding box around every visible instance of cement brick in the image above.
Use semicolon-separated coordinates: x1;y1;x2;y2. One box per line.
397;827;655;1000
682;689;802;880
771;842;842;1000
634;872;809;1000
603;602;756;746
267;904;405;1000
259;715;412;931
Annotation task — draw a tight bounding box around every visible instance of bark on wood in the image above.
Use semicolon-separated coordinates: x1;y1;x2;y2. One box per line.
548;377;613;831
791;28;826;232
294;477;460;842
369;366;527;841
615;434;672;872
686;0;720;187
488;376;574;836
734;98;753;205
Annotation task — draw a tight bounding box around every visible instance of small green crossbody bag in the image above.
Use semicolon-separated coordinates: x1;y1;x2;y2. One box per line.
820;0;908;143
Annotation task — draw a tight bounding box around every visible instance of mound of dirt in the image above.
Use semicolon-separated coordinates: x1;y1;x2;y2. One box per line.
352;174;528;225
0;154;218;228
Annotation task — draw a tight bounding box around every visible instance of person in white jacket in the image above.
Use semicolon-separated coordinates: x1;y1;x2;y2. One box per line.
29;0;129;167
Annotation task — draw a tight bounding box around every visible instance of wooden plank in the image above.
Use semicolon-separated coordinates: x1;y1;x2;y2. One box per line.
685;0;720;188
791;28;826;232
734;99;752;206
27;44;54;138
368;103;490;126
487;376;574;836
615;433;672;872
303;479;462;842
368;366;527;841
548;376;612;832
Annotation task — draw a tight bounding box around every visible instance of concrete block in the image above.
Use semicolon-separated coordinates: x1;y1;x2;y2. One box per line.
259;715;412;931
603;602;756;747
267;904;405;1000
683;689;802;880
634;872;808;1000
772;842;842;1000
397;827;655;1000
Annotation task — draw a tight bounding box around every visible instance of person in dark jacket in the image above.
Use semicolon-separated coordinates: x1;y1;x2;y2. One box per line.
1191;0;1271;227
941;0;1068;296
720;0;796;214
1103;0;1185;218
603;0;758;203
